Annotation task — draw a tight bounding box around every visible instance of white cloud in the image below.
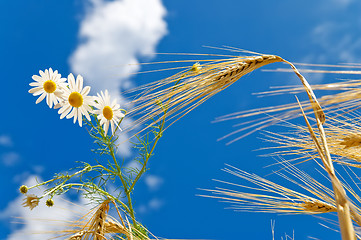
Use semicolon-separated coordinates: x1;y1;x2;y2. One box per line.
308;20;361;64
70;0;167;96
70;0;167;156
1;152;20;166
0;135;13;147
148;198;163;210
0;176;95;240
145;174;163;191
331;0;354;7
137;197;164;214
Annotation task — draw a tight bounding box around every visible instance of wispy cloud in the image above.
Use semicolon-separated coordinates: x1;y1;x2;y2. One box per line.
145;174;164;191
303;0;361;65
1;152;20;167
299;2;361;84
310;21;361;63
138;197;164;214
0;135;13;147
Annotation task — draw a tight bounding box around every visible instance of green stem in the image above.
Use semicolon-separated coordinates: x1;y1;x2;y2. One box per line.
42;183;84;198
129;125;163;193
107;142;137;225
28;166;91;191
128;70;190;197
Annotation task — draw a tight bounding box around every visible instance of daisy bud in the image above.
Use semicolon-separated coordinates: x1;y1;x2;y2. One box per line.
19;185;28;194
46;199;54;207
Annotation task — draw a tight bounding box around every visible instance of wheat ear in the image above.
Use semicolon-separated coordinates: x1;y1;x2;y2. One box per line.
126;54;284;136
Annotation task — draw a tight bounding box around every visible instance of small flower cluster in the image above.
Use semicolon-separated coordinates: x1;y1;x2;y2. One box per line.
19;184;53;209
29;68;125;135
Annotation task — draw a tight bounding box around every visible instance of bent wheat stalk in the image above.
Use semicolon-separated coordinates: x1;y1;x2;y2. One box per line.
126;53;323;139
216;68;361;143
127;50;355;239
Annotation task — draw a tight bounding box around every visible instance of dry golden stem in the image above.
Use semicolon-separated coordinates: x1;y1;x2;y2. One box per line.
297;98;356;240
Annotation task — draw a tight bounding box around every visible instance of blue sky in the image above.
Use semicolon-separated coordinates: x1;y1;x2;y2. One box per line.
1;0;361;239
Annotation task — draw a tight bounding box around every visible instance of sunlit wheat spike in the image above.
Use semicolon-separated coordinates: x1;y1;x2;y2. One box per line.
62;199;111;240
68;230;85;240
215;68;361;143
300;200;336;213
58;199;153;240
260;111;361;168
125;54;285;136
201;163;361;225
88;199;110;240
340;134;361;149
103;219;128;234
200;164;338;215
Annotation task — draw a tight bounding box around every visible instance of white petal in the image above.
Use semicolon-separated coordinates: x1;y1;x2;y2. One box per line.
33;90;44;96
36;92;46;104
60;106;72;119
73;108;78;123
76;75;83;92
49;94;54;108
46;93;51;107
81;107;91;121
110;121;115;135
77;109;82;127
53;97;59;106
66;108;76;119
59;104;70;114
39;70;45;77
54;102;63;110
100;117;106;126
44;69;50;80
54;89;64;98
32;75;43;82
29;82;41;87
81;86;90;96
29;87;43;94
111;99;117;108
68;73;75;90
103;121;109;136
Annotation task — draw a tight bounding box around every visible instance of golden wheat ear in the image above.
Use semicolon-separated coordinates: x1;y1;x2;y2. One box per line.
123;54;299;139
259;110;361;168
61;199;156;240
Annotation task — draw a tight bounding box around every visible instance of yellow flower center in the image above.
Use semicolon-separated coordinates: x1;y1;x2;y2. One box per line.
43;80;57;93
103;106;113;120
68;92;83;108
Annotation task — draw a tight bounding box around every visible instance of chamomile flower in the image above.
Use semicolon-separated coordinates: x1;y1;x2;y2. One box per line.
56;73;93;127
29;68;67;108
22;194;39;210
93;90;125;136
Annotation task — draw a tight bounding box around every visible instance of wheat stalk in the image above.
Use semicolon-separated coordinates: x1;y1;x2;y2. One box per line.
215;69;361;143
125;54;285;136
296;96;356;240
